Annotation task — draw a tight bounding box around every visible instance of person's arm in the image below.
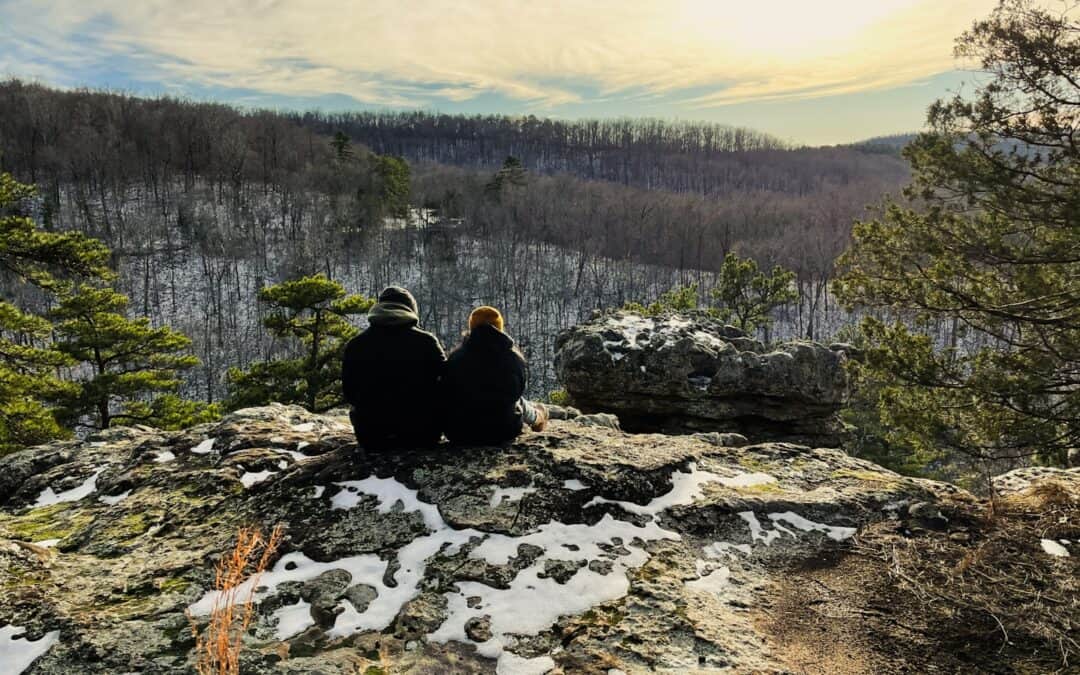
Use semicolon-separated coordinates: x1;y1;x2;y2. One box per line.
341;337;360;406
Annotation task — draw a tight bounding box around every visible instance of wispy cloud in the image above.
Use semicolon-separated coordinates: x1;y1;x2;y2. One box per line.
1;0;1002;111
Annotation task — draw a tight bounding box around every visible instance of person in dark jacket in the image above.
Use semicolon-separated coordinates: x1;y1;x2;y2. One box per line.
441;306;548;445
342;286;445;448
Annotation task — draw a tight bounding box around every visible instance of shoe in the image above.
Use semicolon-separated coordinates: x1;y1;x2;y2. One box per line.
530;402;549;432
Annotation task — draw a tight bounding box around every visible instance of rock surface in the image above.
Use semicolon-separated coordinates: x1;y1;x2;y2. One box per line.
1;405;1076;674
554;311;848;445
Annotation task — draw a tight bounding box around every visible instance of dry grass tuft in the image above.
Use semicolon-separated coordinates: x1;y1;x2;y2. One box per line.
187;524;285;675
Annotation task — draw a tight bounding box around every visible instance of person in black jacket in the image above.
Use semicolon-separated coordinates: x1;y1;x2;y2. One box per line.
441;306;548;445
341;286;445;448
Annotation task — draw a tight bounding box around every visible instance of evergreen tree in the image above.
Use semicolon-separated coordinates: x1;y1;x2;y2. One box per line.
623;284;699;317
835;0;1080;467
331;131;353;161
485;156;527;201
226;275;373;412
711;252;797;332
0;172;111;452
50;284;216;430
0;302;76;454
374;155;411;219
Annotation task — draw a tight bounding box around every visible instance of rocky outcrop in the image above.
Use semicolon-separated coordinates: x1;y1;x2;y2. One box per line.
554;311;849;445
1;405;1076;674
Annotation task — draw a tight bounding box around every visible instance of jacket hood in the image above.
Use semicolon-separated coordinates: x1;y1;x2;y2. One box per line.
466;323;515;350
378;286;419;314
367;301;419;328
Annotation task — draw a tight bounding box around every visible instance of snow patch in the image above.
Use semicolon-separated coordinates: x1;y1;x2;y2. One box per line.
291;422;316;433
583;463;720;516
703;541;752;558
311;485;325;499
685;561;731;597
739;510;856;545
98;490;131;506
562;479;587;491
35;539;61;548
34;467;104;507
154;450;176;463
331;476;444;531
768;512;856;541
489;486;537;507
0;625;61;675
495;652;555;675
1041;539;1070;557
239;470;277;488
191;438;215;455
272;599;315;640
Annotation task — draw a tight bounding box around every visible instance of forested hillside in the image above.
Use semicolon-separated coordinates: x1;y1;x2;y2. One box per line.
0;79;910;409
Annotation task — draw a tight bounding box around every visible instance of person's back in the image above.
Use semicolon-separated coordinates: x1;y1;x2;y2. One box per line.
442;307;546;445
342;287;445;449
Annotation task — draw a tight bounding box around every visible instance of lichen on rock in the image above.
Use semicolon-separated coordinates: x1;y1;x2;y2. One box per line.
1;403;1076;674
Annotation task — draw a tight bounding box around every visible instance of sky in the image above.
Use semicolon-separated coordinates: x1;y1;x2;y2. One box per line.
0;0;1009;145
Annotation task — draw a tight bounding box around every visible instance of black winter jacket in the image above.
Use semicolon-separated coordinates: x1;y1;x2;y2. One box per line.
341;302;446;448
441;324;528;445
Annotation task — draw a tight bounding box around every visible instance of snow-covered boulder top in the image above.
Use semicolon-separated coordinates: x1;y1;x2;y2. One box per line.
554;310;849;445
0;405;1075;674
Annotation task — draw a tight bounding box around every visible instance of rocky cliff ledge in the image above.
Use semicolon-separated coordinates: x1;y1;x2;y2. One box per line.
555;311;849;445
2;405;1077;674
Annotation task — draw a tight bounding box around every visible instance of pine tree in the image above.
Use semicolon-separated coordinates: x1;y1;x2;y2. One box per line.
834;0;1080;467
0;302;76;454
331;131;353;161
711;252;797;332
50;284;217;430
226;275;373;412
0;171;111;452
485;156;527;201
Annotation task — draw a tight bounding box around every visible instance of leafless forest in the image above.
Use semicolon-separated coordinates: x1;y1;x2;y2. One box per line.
0;80;914;399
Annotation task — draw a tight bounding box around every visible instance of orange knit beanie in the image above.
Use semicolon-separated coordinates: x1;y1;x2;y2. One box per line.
469;306;504;332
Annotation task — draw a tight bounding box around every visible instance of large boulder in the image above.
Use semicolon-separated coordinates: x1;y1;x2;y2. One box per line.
1;406;1076;674
555;310;849;445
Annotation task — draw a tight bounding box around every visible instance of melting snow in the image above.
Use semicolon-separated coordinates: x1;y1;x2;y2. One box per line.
562;479;587;491
331;476;444;531
495;652;555;675
34;467;104;507
191;438;215;454
239;470;277;488
738;511;783;545
297;441;310;450
1041;539;1070;557
154;451;176;463
739;510;855;545
489;486;537;507
311;485;325;498
703;541;752;558
274;448;313;463
98;490;131;506
685;561;731;597
272;600;315;640
35;539;60;548
192;465;811;669
291;422;316;433
583;463;721;515
0;625;61;674
768;512;856;541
